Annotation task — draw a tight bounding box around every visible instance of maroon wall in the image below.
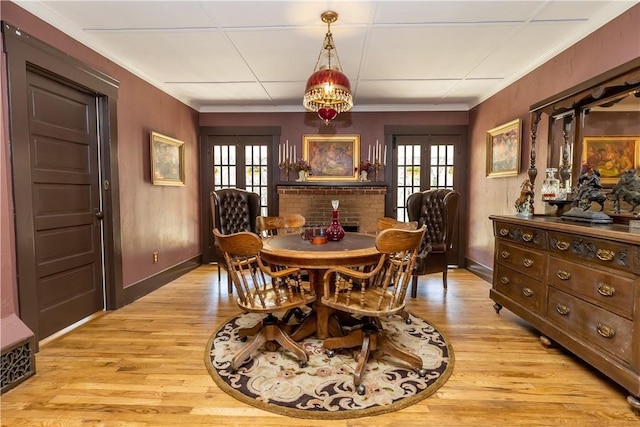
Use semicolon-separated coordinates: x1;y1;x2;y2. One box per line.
201;110;468;181
1;1;201;298
467;4;640;270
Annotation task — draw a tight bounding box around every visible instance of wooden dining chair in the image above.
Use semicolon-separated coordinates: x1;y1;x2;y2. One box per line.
213;229;316;371
376;217;418;232
256;213;306;238
321;225;427;395
376;217;418;324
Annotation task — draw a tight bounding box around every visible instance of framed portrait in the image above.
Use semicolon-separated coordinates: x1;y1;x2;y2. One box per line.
303;134;360;182
150;132;185;186
582;135;640;185
486;119;521;178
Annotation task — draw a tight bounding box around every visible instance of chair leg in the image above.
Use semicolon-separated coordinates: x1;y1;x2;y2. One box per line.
231;327;267;370
268;324;308;365
323;328;365;351
410;275;418;298
238;322;263;338
443;268;448;290
377;334;422;370
353;332;374;389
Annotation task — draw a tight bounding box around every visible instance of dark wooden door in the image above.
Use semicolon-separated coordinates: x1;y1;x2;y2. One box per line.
23;71;104;339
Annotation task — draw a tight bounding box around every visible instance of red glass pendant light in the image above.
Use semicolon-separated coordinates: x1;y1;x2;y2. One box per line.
302;11;353;125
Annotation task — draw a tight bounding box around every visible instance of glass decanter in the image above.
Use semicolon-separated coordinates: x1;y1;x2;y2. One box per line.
325;200;345;241
542;168;560;200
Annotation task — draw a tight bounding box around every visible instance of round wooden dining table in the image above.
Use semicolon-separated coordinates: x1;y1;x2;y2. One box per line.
260;232;380;340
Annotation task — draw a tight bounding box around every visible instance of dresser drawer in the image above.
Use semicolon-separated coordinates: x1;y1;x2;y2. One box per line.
548;231;634;274
547;287;633;364
494;221;547;250
494;264;544;314
496;241;546;280
548;257;635;319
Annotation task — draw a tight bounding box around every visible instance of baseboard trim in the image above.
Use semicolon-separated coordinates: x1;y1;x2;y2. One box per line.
123;256;201;305
464;258;493;283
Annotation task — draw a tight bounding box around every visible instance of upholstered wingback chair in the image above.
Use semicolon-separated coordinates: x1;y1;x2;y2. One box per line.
210;188;261;292
406;188;460;297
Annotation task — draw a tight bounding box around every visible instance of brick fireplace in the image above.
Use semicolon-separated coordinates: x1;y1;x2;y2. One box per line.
277;185;387;234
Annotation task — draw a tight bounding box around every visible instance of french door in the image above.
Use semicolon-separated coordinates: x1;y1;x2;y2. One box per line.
210;137;270;215
200;127;279;264
387;128;467;267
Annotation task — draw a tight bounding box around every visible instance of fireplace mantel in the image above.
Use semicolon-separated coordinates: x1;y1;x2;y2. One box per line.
277;185;387;234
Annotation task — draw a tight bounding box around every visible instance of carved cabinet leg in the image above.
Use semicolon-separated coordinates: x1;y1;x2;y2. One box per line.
628;395;640;416
493;303;502;313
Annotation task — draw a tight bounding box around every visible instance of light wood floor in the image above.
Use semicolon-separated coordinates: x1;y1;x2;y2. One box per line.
2;265;638;426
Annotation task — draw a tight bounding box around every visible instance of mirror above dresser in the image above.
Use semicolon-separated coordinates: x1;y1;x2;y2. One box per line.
529;58;640;219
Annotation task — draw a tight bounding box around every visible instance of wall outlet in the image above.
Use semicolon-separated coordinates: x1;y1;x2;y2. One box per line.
153;252;159;264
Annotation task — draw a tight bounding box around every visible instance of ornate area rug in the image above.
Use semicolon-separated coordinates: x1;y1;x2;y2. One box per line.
205;311;454;419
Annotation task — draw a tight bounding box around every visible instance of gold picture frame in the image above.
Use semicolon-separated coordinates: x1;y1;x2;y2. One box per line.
150;132;185;186
303;134;360;182
486;119;521;178
582;135;640;185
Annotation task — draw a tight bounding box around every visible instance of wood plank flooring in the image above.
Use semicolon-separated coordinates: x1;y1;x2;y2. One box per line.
2;265;638;426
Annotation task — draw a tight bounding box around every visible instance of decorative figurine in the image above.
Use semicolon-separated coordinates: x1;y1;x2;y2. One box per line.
515;179;534;217
561;164;612;223
609;168;640;213
572;165;606;211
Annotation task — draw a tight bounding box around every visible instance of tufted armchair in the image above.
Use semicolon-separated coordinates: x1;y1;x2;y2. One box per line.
406;189;460;297
210;188;261;293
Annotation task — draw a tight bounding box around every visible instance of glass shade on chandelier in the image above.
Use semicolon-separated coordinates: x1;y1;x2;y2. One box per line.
303;11;353;125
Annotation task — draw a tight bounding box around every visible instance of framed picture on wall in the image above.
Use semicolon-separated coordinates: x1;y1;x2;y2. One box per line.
303;134;360;182
486;119;521;178
150;132;185;186
581;135;640;185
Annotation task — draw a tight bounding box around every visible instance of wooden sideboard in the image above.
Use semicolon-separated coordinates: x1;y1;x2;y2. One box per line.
489;215;640;414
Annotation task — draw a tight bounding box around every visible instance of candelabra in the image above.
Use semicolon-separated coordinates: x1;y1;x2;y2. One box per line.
368;140;387;181
278;140;296;181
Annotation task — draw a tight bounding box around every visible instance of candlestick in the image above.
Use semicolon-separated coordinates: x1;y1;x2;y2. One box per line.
279;140;292;181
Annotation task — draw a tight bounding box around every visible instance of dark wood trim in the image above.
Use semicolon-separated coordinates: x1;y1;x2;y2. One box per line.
2;22;123;330
530;57;640;114
464;259;493;284
122;256;202;305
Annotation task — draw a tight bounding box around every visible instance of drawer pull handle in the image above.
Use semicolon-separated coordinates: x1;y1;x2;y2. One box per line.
523;258;534;268
522;287;534;297
556;304;570;315
499;228;509;236
556;270;571;280
522;233;533;242
597;283;615;297
556;241;570;251
500;276;510;285
596;249;614;261
596;323;615;339
500;251;510;259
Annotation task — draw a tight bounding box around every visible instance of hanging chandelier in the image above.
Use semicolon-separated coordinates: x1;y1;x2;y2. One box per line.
303;11;353;125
